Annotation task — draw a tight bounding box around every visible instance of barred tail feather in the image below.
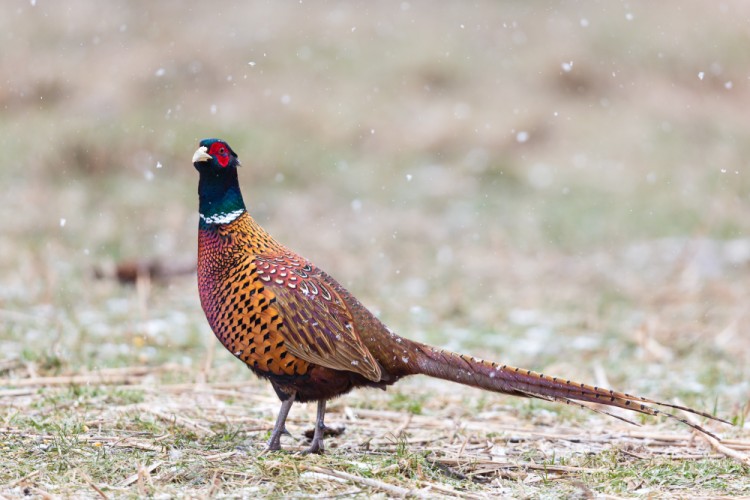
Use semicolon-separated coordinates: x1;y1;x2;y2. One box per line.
410;342;728;439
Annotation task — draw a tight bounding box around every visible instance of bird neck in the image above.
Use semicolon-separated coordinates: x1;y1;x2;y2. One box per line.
198;169;246;227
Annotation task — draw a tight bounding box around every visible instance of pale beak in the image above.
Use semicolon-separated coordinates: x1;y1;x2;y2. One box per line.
192;146;212;163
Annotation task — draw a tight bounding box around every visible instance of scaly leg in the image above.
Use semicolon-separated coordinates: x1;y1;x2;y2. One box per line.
303;400;327;454
266;395;295;452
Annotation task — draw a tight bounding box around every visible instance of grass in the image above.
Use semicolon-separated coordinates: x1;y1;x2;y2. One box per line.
1;377;747;497
1;0;750;497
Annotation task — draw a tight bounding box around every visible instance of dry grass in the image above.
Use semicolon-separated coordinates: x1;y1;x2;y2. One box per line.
1;366;748;497
1;0;750;497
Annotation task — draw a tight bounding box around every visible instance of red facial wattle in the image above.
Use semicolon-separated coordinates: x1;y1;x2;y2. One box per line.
208;141;231;167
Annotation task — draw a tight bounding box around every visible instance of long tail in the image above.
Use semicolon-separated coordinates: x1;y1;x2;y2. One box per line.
407;341;729;439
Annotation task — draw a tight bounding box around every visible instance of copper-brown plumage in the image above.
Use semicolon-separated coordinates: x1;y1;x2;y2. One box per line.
193;138;728;454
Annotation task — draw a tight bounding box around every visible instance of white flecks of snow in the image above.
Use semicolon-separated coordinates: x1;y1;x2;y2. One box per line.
30;0;36;6
275;172;285;182
721;168;727;173
248;61;256;66
351;26;356;32
402;357;409;363
561;61;573;72
210;104;218;115
516;131;529;143
144;170;154;181
405;174;413;182
460;24;465;29
156;161;163;169
370;128;375;134
351;360;359;366
400;2;410;11
580;18;589;27
155;68;166;77
280;94;291;105
725;81;733;89
351;199;362;212
59;218;66;227
625;12;634;21
698;71;705;80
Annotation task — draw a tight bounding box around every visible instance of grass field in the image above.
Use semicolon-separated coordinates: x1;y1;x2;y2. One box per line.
1;1;749;497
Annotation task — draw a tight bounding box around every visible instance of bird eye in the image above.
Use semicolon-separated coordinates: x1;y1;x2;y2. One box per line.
219;147;226;154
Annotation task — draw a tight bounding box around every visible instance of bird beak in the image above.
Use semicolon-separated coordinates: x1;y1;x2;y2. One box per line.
192;146;212;163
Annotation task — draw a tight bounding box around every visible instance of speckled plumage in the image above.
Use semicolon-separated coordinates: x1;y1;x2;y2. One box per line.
198;212;388;389
193;138;727;454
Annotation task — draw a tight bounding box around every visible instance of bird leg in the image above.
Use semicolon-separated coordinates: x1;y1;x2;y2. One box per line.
303;400;327;455
266;395;295;452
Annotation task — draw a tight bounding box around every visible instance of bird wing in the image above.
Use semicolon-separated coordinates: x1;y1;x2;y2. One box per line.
254;255;382;382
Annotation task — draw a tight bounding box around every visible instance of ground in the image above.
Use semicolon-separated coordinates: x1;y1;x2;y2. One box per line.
1;1;749;497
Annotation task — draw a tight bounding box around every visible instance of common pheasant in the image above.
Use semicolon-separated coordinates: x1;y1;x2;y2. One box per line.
193;138;727;454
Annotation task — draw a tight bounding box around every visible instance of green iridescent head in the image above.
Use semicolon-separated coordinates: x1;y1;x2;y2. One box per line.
193;138;246;226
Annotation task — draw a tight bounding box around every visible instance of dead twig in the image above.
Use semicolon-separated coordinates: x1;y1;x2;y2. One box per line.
204;450;239;462
130;405;216;436
676;401;750;467
298;464;429;498
0;366;159;387
428;455;601;475
3;470;40;490
77;469;109;500
120;461;163;487
415;480;484;499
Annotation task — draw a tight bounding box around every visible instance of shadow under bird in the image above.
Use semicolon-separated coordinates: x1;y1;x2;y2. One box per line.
192;138;728;454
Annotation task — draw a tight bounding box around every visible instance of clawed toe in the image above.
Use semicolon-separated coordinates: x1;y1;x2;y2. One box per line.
301;440;325;455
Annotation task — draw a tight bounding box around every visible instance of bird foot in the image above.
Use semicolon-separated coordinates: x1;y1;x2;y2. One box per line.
265;427;293;452
301;438;325;455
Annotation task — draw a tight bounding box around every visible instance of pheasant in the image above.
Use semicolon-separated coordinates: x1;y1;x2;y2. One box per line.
193;138;727;454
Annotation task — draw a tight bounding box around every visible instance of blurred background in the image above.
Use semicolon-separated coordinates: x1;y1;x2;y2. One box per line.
1;1;748;407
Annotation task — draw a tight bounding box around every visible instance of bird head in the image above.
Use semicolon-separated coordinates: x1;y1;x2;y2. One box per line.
192;138;242;172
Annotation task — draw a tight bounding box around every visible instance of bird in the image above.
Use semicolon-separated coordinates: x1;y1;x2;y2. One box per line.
192;138;728;454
